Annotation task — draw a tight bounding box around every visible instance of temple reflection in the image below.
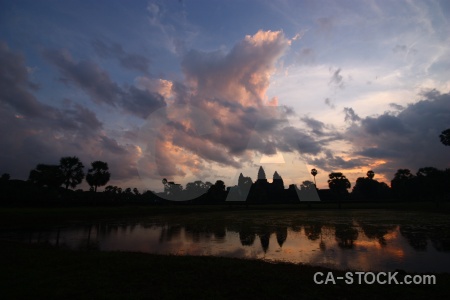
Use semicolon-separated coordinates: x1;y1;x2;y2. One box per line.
2;214;450;273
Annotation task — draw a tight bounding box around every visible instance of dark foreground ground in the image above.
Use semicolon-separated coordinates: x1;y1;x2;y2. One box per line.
1;241;449;300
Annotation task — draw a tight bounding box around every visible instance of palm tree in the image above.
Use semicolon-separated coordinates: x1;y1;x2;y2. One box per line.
328;172;351;192
328;172;351;208
86;161;110;192
366;170;375;180
59;156;85;189
311;168;318;186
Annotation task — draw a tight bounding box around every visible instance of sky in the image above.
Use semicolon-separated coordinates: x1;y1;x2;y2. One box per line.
1;0;450;192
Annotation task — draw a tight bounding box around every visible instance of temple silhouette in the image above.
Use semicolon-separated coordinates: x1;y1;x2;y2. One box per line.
226;166;307;203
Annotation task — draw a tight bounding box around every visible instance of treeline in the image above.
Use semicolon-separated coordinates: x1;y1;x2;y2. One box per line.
1;156;449;206
317;168;450;203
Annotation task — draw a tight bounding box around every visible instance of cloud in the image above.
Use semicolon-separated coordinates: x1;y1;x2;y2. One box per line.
0;42;143;184
0;42;54;118
43;49;166;119
361;114;407;135
91;39;150;74
300;116;328;137
146;0;198;55
343;107;361;123
329;67;344;89
308;150;367;171
181;30;291;106
389;103;405;111
344;90;450;177
43;49;121;106
135;77;173;99
136;30;325;181
62;103;103;133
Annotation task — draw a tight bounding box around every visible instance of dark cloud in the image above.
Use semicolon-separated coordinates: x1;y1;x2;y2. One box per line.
62;103;103;133
309;150;367;171
43;49;121;106
361;114;407;135
344;90;450;177
356;147;402;159
121;85;166;119
0;42;142;184
389;103;405;111
276;126;322;155
329;68;344;89
343;107;361;123
91;39;150;73
0;42;55;118
43;49;166;118
100;136;128;155
301;116;325;135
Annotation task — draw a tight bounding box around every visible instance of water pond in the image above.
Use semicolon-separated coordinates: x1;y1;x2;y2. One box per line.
2;209;450;272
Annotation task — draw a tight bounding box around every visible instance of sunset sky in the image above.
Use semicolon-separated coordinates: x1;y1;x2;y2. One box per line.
1;0;449;192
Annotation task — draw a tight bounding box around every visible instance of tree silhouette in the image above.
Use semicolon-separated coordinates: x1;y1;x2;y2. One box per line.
86;161;110;192
439;128;450;146
391;169;416;200
208;180;226;203
300;180;315;191
213;180;225;191
185;180;212;199
28;164;64;188
311;168;318;186
59;156;85;189
416;167;448;202
328;172;351;192
162;179;182;200
328;172;351;204
352;170;390;200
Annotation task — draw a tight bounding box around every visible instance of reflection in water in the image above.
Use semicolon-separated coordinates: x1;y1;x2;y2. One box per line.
358;222;397;246
276;227;287;248
334;223;359;249
2;212;450;273
304;224;322;241
259;232;271;253
400;225;428;251
239;228;256;246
